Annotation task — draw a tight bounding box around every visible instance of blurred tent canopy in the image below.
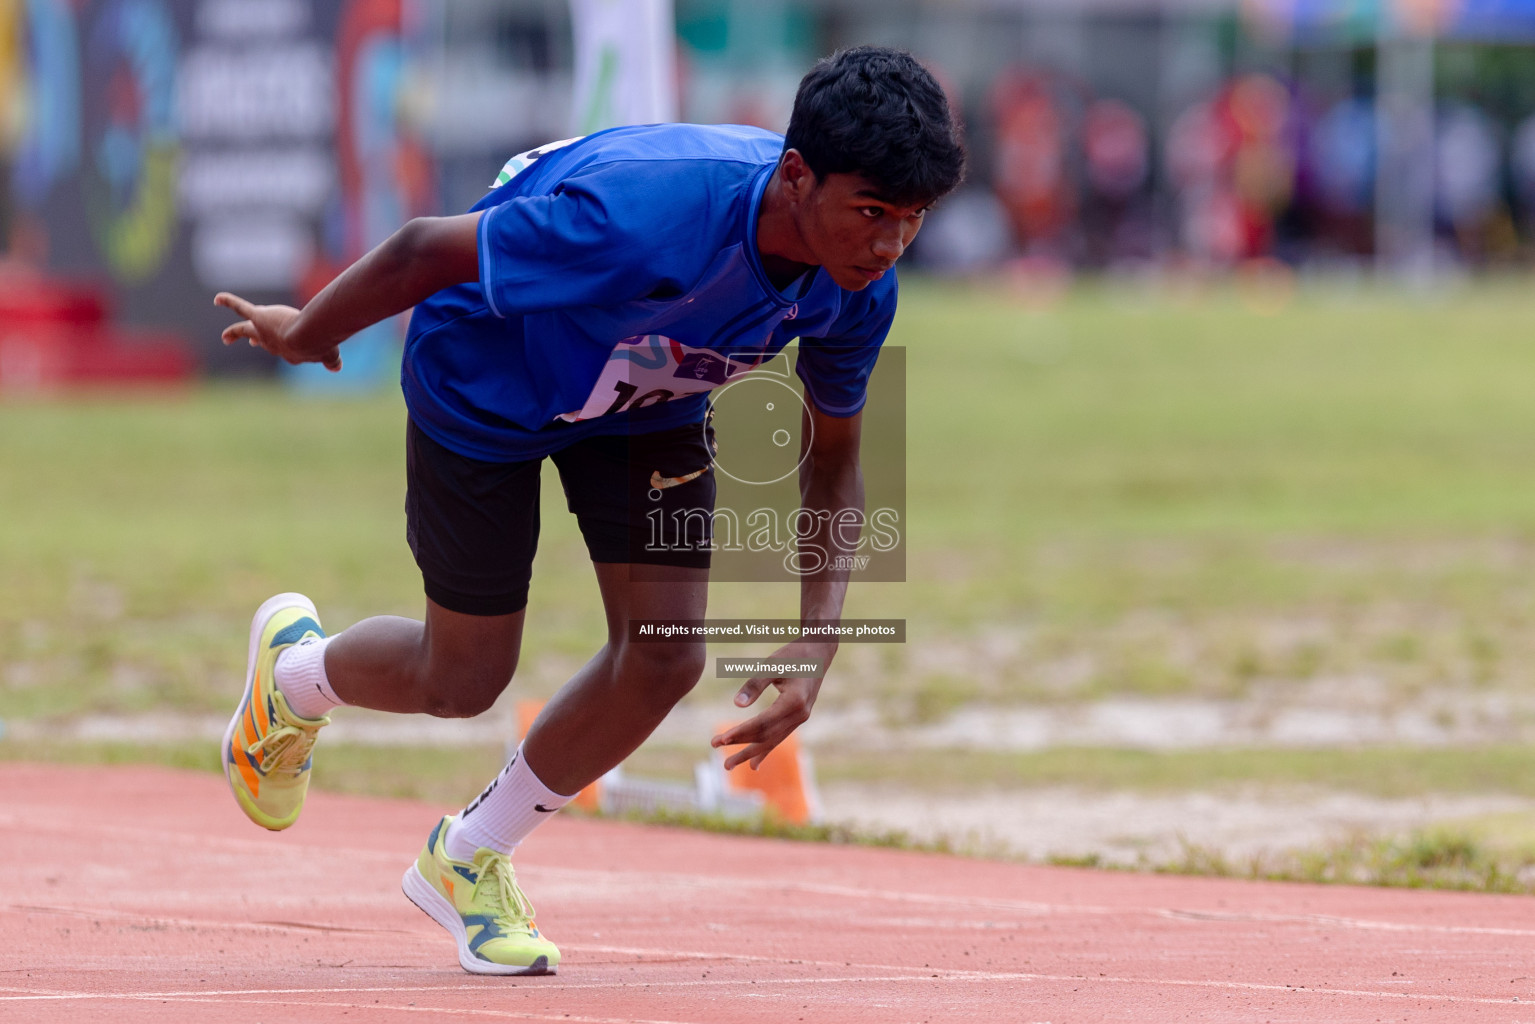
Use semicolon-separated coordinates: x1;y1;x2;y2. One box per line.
1249;0;1535;40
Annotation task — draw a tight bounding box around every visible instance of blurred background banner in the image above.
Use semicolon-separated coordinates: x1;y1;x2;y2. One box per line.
278;0;435;392
570;0;677;133
9;0;1535;378
1;0;435;385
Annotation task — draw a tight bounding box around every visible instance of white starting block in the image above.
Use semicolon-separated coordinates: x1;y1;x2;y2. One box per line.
511;700;821;824
597;762;766;820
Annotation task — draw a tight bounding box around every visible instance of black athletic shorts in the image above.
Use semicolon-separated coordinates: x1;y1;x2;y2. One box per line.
405;418;716;616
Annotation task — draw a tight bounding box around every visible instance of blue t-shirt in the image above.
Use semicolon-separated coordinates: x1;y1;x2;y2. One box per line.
401;123;898;461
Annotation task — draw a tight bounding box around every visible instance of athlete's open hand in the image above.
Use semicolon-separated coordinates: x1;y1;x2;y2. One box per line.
215;292;342;372
710;640;834;770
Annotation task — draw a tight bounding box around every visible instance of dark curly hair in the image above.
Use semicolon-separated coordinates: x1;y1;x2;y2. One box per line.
784;46;966;206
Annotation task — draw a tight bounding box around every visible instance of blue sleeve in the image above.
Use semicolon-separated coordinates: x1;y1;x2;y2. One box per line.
477;163;683;317
794;274;898;418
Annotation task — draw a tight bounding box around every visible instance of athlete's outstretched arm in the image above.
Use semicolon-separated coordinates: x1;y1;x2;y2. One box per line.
214;212;484;371
711;405;864;770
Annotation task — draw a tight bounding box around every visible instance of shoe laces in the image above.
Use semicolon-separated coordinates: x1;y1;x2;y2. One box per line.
471;852;537;934
246;705;323;778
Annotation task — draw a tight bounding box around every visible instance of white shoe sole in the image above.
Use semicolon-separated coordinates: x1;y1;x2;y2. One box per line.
402;863;555;976
219;592;317;824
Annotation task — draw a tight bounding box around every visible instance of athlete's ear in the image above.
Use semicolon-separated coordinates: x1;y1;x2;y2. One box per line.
779;149;818;203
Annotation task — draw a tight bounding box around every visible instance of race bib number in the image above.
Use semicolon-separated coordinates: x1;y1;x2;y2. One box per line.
557;335;763;423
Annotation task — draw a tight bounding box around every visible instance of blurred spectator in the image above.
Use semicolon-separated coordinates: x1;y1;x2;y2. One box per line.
990;69;1078;260
1304;94;1376;257
1166;96;1242;264
1512;112;1535;238
912;187;1013;274
1309;97;1376;215
1084;98;1148;201
0;0;16;255
1080;97;1154;267
1435;101;1503;262
1228;74;1295;228
1166;73;1295;267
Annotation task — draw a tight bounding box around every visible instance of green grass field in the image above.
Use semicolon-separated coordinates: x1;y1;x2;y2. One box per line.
7;277;1535;886
13;278;1535;714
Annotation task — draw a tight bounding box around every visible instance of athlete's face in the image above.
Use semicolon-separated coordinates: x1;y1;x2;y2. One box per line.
786;156;931;291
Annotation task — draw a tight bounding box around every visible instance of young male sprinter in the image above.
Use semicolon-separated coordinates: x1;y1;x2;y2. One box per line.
216;46;964;976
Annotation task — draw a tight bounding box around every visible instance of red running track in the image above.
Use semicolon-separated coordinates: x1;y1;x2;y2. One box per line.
2;762;1533;1023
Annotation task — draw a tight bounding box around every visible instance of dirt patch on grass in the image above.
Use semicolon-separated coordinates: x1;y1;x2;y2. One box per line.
818;782;1535;867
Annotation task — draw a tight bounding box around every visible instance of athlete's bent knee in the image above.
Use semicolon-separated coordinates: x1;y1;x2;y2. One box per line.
618;641;706;711
424;687;503;719
419;651;518;719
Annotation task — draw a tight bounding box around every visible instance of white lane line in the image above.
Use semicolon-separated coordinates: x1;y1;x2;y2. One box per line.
1;902;426;939
767;881;1535;940
1160;906;1535;938
9;817;1535;943
0;814;429;868
0;969;1526;1008
604;873;1535;941
0;813;1491;929
0;989;689;1023
16;892;1532;952
565;944;913;970
538;869;1535;941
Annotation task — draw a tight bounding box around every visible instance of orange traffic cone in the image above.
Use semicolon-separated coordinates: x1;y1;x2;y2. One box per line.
714;722;821;825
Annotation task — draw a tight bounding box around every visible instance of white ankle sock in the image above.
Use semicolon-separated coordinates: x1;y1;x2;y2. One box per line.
274;634;343;720
445;744;574;861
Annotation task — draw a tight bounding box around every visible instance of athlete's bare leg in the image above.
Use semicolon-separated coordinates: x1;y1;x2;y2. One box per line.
323;599;525;718
521;563;708;795
314;562;704;794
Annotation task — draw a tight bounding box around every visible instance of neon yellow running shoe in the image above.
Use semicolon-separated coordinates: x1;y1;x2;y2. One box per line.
221;593;329;831
402;815;560;976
